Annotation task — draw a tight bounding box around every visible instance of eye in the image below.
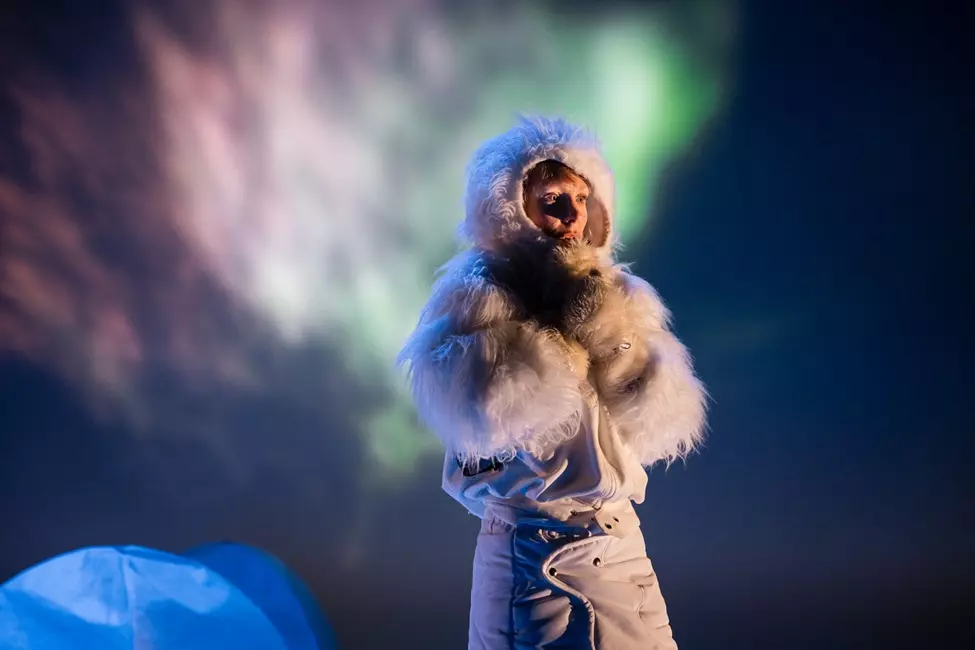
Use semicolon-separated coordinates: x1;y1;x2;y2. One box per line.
542;193;558;203
620;377;643;395
577;195;589;203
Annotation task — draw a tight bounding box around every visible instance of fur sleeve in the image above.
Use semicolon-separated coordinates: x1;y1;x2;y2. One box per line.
582;270;708;467
397;252;584;464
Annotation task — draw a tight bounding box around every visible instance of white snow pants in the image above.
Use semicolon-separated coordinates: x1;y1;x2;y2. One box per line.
468;505;678;650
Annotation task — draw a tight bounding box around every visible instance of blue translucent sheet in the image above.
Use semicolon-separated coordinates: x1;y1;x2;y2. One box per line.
0;544;335;650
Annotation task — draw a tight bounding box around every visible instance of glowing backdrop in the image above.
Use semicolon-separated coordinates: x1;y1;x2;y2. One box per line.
0;0;734;479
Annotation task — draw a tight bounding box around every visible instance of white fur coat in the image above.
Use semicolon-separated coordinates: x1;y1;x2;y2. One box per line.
398;116;706;468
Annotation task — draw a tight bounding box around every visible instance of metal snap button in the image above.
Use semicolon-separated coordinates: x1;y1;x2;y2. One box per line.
548;567;558;577
592;557;602;567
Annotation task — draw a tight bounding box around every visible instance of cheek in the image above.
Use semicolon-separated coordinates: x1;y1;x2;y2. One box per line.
529;203;561;230
576;209;589;230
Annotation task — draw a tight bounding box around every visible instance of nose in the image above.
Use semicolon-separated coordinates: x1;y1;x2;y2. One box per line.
554;195;578;224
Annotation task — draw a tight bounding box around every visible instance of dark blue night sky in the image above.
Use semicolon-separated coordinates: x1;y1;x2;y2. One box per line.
1;1;972;648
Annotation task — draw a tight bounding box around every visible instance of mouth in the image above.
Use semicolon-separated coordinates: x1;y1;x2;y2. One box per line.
554;232;583;247
541;225;583;243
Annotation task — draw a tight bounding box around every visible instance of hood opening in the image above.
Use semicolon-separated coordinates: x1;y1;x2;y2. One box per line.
520;158;609;250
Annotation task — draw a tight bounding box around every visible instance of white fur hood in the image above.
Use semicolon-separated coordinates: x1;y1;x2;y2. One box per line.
460;116;617;254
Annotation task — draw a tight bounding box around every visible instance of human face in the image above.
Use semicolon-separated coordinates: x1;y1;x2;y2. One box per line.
524;172;590;243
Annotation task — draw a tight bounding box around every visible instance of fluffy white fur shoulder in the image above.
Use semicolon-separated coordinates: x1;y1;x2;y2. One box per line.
586;270;708;467
397;251;585;464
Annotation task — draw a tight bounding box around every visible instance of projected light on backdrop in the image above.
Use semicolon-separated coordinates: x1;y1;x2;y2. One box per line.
0;0;734;481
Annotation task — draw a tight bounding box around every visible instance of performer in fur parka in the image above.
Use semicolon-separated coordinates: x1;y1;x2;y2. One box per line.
399;116;707;650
